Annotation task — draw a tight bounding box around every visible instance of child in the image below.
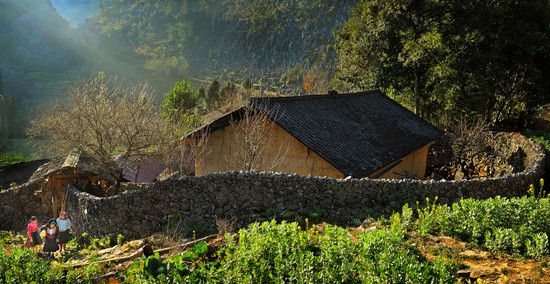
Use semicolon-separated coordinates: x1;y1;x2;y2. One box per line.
56;211;72;253
42;219;59;257
26;216;42;251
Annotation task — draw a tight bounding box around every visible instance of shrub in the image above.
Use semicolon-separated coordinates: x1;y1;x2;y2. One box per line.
218;220;458;283
221;220;316;283
0;246;63;283
416;195;550;257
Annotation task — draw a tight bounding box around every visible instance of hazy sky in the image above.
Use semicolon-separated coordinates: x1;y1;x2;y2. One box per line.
50;0;98;28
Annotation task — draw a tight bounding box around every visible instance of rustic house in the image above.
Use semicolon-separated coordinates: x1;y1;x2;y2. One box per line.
183;90;443;179
31;152;108;217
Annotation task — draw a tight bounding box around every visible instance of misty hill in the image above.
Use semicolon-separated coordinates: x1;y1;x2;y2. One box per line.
0;0;88;137
0;0;358;139
0;0;158;138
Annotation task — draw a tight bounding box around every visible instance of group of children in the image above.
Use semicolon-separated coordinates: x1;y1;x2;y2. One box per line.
26;211;72;257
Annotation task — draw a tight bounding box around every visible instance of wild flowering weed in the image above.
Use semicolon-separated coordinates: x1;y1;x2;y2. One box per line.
399;203;413;231
528;178;547;198
416;196;442;236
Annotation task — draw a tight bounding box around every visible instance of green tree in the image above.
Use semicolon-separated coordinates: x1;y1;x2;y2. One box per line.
220;82;237;100
442;0;550;129
335;0;449;119
161;80;197;121
335;0;550;129
197;85;207;113
206;79;221;110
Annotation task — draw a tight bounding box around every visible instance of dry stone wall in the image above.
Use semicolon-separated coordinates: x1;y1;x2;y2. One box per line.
0;182;43;230
1;133;544;237
64;134;545;239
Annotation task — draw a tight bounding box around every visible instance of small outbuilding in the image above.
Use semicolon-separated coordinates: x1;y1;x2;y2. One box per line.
31;152;108;217
183;90;443;179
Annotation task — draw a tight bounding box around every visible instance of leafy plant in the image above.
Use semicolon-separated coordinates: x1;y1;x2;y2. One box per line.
117;234;125;246
280;210;294;219
124;241;212;282
526;233;549;260
265;207;277;219
219;220;458;283
308;208;322;219
182;241;208;261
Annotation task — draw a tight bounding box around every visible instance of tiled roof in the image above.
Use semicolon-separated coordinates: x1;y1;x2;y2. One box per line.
190;90;443;178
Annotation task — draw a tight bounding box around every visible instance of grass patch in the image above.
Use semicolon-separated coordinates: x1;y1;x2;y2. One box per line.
0;151;26;165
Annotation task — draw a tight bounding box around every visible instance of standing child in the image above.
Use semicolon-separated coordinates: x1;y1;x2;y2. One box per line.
56;211;72;253
42;219;59;257
26;216;42;251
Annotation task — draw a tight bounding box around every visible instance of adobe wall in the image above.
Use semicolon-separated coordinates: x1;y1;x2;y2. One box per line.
195;117;345;178
63;133;545;239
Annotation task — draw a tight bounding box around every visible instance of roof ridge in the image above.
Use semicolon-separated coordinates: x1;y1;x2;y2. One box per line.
250;90;381;102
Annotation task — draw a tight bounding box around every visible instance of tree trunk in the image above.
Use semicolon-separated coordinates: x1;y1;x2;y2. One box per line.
414;67;422;118
115;170;123;193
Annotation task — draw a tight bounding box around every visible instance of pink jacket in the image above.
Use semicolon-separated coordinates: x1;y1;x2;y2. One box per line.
27;222;39;239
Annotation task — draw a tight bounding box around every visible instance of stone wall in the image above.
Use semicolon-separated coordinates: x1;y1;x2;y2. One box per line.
1;133;544;237
63;133;545;239
0;182;43;230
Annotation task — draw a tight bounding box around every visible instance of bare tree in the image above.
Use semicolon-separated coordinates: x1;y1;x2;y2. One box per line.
451;118;494;179
191;128;211;175
225;99;290;172
188;89;290;175
27;76;175;188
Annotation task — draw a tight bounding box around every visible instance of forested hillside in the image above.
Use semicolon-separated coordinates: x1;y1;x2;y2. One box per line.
94;0;358;90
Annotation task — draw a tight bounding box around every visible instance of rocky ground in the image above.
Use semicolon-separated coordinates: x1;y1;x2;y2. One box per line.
416;235;550;283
